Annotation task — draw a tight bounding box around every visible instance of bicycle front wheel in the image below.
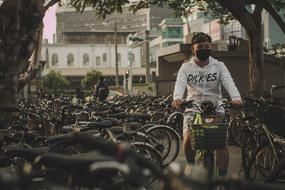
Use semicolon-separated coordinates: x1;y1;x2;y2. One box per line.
203;151;215;179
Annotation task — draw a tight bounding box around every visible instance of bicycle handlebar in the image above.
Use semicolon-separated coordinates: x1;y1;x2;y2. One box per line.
180;100;203;112
89;161;130;174
180;100;233;113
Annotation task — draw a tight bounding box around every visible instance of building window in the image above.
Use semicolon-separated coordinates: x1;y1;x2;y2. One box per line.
96;56;101;66
117;53;121;66
151;27;158;32
67;53;74;66
102;53;107;65
130;53;135;63
83;53;89;65
166;27;183;38
52;53;58;66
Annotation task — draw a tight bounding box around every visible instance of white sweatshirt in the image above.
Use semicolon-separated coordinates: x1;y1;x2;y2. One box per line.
173;56;241;108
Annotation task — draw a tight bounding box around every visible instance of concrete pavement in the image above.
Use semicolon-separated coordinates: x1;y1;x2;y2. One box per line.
172;144;243;178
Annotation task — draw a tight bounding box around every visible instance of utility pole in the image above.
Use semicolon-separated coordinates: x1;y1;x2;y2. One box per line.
145;30;150;83
114;21;119;86
128;48;133;96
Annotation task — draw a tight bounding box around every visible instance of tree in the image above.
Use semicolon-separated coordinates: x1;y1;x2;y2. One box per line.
205;0;285;95
0;0;61;106
269;43;285;58
70;0;285;95
83;70;102;90
42;70;70;90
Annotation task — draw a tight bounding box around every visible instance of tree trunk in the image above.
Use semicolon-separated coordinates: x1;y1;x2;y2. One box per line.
248;31;265;96
247;6;265;97
0;70;19;105
0;0;45;106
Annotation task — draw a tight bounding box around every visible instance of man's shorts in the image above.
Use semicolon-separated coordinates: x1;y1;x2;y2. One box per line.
183;111;197;136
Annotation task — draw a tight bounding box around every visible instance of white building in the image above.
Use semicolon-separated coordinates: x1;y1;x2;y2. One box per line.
41;43;155;86
262;10;285;48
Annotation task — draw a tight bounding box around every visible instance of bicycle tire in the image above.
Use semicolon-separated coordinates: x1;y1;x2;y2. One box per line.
241;134;259;180
228;116;243;147
229;116;259;148
167;112;184;138
144;126;172;161
256;145;278;179
266;158;285;183
203;151;215;179
150;112;166;122
130;142;163;185
145;125;181;167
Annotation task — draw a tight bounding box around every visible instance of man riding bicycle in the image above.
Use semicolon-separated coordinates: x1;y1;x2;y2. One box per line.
172;32;243;178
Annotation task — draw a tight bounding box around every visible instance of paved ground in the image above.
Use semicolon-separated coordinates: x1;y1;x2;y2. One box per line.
149;144;244;190
172;143;243;178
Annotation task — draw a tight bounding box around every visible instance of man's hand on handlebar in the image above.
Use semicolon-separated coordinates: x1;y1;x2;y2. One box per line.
231;99;243;107
172;99;182;111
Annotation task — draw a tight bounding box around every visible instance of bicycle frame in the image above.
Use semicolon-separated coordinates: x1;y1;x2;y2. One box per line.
190;110;229;179
260;123;285;162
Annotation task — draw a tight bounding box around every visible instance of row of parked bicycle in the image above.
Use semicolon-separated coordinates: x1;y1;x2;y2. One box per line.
0;85;284;189
228;85;285;183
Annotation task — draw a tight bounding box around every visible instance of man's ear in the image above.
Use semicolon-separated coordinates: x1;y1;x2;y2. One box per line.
191;46;195;54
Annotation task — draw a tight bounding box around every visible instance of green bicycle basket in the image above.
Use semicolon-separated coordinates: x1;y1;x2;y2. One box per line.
191;123;228;150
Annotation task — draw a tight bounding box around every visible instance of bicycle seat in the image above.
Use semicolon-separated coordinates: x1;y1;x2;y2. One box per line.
102;118;122;125
124;122;142;131
128;113;151;121
105;127;138;141
25;130;42;137
87;120;113;129
61;125;73;133
35;152;115;171
104;126;124;136
46;133;74;144
4;147;49;162
108;112;128;119
94;110;109;117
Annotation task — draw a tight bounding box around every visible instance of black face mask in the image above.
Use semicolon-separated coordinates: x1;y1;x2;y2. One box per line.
196;49;212;61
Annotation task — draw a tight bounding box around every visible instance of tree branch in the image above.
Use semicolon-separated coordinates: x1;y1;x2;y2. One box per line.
261;0;285;34
44;0;59;12
253;4;262;28
216;0;258;34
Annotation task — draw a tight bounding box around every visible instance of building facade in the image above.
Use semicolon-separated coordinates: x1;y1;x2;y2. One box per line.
185;8;284;48
160;18;184;47
262;10;285;48
41;1;176;87
186;13;248;42
41;43;156;86
57;1;175;44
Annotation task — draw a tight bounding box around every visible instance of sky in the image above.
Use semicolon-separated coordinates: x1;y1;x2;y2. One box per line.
43;4;57;43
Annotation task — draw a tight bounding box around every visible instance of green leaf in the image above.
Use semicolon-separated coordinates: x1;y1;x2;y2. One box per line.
82;69;102;90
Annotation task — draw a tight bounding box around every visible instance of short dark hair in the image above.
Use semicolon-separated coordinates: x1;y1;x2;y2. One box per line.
191;32;212;45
